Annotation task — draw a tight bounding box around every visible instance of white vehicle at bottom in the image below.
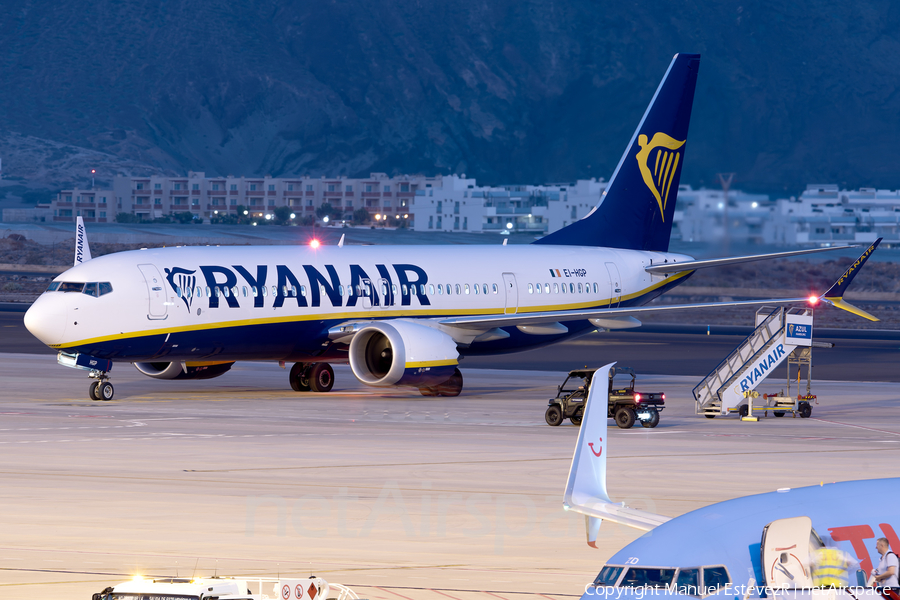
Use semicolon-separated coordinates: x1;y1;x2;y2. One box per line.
92;575;360;600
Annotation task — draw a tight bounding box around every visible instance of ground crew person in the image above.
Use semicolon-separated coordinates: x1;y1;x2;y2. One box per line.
872;537;900;590
811;545;853;587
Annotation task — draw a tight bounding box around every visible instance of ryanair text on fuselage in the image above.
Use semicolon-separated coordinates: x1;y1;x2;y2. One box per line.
165;262;444;312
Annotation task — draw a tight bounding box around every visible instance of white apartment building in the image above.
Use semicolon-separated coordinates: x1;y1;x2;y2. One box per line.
765;184;900;245
408;176;607;234
41;172;900;247
46;172;428;223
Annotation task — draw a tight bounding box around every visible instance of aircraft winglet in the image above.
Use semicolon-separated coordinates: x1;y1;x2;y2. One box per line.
820;238;881;321
563;362;670;546
74;216;92;265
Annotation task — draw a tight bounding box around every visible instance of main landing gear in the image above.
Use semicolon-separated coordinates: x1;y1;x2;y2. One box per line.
289;362;335;393
88;370;114;401
419;368;463;398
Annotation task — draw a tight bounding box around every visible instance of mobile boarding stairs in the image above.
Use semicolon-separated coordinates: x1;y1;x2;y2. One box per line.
693;306;827;419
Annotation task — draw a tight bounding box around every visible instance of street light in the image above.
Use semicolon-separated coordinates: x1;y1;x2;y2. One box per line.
243;210;249;215
506;222;513;230
290;213;295;219
265;214;272;220
323;216;330;223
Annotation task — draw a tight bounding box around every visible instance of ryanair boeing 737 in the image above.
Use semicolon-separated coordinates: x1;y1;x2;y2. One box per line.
23;54;878;400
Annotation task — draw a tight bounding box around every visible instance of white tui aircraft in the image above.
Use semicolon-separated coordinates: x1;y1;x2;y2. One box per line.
564;362;899;600
24;54;876;401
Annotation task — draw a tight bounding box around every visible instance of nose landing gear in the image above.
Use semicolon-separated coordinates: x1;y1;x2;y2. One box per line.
88;371;114;401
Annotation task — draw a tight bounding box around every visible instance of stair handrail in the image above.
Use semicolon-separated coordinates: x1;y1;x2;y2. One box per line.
692;306;784;404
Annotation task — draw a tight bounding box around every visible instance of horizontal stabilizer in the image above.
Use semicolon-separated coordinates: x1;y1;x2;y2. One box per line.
563;362;670;542
644;245;857;274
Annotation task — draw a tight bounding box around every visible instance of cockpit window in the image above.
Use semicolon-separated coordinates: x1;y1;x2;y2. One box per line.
593;565;625;586
676;568;700;589
591;565;729;597
702;566;730;590
49;281;113;296
58;281;85;293
620;567;676;588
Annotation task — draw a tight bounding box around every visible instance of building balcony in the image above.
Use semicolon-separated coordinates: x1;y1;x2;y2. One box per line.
362;192;380;197
382;192;393;197
324;191;342;197
268;191;276;196
344;191;354;197
306;191;315;196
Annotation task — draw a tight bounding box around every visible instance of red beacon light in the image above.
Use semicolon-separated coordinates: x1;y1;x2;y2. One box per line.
634;393;641;403
309;239;321;249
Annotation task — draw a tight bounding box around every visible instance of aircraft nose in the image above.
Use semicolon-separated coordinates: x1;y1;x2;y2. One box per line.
24;294;67;346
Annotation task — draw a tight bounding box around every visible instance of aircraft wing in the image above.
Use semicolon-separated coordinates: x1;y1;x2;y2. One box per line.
439;296;813;330
441;238;882;330
643;245;856;274
563;362;671;546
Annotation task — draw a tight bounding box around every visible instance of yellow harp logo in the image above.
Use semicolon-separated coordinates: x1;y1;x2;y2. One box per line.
635;132;685;222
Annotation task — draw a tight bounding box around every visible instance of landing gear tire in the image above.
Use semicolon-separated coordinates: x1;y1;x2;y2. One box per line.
545;404;563;427
739;404;749;418
434;368;463;397
773;411;785;418
309;363;335;393
570;406;584;426
704;414;716;419
615;407;636;429
89;381;101;401
641;408;660;428
98;382;114;401
289;362;311;392
799;402;812;419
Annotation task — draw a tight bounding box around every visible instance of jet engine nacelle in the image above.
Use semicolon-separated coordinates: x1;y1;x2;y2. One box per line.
348;320;459;387
133;361;235;380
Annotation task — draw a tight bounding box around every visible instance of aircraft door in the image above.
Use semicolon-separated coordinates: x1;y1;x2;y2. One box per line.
378;278;391;309
138;264;168;320
605;262;622;308
361;278;373;309
502;273;518;314
761;516;819;589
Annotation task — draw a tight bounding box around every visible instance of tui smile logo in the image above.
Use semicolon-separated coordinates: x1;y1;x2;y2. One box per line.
588;437;603;457
164;267;197;313
635;132;685;222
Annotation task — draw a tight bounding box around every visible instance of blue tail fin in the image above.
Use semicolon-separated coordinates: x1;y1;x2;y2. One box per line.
535;53;700;251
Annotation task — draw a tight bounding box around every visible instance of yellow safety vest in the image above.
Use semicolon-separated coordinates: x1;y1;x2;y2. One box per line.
812;548;849;587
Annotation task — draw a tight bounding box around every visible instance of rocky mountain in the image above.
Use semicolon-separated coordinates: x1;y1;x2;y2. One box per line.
1;0;899;193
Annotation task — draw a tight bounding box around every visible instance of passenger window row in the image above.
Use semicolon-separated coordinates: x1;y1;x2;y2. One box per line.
46;281;113;297
528;282;600;295
173;283;505;300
